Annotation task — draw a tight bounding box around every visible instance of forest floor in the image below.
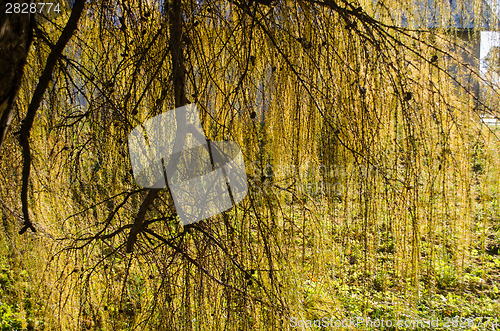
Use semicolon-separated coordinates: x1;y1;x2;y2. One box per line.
1;203;500;330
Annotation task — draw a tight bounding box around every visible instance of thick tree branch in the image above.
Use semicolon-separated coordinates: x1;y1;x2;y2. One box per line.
18;0;86;234
125;189;161;252
126;0;188;252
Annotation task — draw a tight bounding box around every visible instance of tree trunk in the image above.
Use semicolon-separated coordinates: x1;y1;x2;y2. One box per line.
0;2;33;150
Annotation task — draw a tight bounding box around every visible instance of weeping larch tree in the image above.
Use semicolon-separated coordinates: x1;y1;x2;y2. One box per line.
0;0;499;329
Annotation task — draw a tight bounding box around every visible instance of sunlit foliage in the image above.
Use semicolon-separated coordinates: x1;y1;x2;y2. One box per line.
0;0;499;329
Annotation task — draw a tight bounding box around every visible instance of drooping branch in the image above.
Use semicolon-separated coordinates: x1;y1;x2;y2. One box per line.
126;0;188;253
142;227;273;307
168;0;189;107
18;0;86;234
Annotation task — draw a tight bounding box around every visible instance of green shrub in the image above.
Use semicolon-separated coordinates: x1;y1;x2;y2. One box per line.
0;302;23;331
